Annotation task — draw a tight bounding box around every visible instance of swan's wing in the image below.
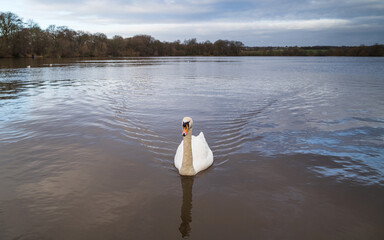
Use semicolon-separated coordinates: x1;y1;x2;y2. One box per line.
192;132;213;173
174;141;183;171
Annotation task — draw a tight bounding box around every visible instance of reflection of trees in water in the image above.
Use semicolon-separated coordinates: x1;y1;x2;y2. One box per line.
179;176;194;238
0;80;26;99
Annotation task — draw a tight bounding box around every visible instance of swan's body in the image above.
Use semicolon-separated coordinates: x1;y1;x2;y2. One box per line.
174;117;213;176
174;132;213;174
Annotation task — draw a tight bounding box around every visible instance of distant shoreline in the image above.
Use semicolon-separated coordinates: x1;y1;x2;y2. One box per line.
1;43;383;58
240;45;384;57
1;11;383;58
1;46;383;58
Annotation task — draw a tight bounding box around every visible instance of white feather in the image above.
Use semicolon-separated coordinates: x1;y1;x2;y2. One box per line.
174;132;213;174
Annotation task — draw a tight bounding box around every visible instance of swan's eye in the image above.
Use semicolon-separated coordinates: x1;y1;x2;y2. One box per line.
183;122;189;128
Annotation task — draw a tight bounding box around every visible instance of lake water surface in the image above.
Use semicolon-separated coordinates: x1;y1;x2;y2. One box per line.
1;57;384;239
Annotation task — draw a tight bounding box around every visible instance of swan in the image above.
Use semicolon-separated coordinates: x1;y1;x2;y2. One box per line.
174;117;213;176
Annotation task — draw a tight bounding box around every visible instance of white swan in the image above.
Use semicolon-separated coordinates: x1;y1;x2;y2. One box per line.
174;117;213;176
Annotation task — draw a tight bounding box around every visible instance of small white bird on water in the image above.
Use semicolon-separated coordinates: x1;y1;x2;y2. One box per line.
174;117;213;176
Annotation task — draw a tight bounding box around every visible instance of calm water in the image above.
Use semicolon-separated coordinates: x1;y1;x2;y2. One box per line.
0;57;383;239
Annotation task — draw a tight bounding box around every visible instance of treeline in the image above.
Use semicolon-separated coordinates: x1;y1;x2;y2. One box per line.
241;45;384;57
1;11;383;58
0;12;243;57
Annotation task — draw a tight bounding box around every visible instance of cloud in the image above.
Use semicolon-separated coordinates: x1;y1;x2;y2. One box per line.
6;0;384;45
25;0;384;23
109;18;351;34
27;0;213;18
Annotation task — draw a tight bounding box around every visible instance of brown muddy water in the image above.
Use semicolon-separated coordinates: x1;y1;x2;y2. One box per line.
0;57;383;239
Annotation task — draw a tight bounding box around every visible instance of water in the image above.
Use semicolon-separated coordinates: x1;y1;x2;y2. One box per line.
0;57;383;239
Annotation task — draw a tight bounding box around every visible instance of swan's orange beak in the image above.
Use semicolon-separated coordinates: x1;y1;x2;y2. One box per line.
182;125;189;136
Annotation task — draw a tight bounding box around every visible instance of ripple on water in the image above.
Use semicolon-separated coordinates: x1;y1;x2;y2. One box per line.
1;57;384;239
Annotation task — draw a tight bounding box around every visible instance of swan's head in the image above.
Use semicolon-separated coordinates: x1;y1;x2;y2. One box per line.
182;117;193;137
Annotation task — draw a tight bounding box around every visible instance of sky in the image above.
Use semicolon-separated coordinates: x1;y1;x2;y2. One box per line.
1;0;384;46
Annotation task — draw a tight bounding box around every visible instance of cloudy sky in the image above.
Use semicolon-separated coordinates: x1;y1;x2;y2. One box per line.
2;0;384;46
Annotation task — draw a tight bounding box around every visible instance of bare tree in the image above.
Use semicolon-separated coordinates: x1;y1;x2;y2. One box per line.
0;12;23;56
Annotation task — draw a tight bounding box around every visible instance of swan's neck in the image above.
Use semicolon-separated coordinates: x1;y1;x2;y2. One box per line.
180;130;195;176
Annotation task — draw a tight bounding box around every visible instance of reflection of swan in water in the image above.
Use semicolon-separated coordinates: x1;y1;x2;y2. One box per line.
179;176;194;238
